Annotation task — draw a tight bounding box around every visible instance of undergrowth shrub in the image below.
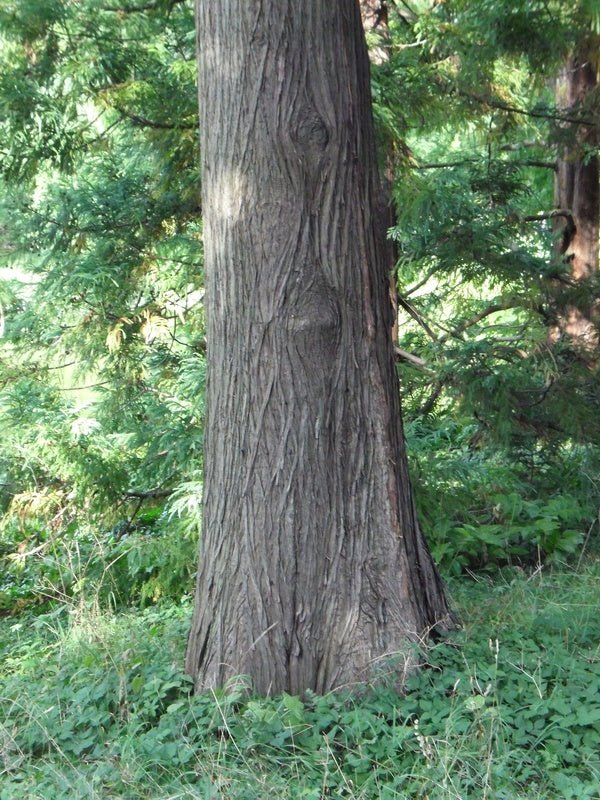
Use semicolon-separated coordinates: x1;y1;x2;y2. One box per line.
0;508;197;614
406;418;598;573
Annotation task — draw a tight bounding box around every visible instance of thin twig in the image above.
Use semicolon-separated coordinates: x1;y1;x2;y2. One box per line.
576;512;599;572
397;295;438;341
439;300;523;344
113;104;197;131
460;91;596;127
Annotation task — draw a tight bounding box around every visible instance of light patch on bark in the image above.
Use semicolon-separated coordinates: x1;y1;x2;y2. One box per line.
211;169;246;223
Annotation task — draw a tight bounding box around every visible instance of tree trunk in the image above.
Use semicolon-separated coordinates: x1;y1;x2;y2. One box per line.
186;0;452;697
554;47;599;351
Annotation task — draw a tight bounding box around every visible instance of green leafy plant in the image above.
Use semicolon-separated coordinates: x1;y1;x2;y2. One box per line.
1;566;599;799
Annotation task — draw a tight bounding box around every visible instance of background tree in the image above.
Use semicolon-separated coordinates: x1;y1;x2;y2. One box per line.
554;32;599;351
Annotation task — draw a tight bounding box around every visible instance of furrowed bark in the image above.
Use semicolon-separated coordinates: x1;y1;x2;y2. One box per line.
186;0;452;697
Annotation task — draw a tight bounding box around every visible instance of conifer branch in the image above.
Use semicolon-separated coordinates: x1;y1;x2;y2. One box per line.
461;91;596;127
397;295;438;341
113;105;197;131
520;209;574;224
100;0;186;14
416;159;556;171
394;346;430;369
439;300;524;343
125;488;173;499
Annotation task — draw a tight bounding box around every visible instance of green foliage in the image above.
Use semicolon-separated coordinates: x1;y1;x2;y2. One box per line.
0;13;598;800
368;0;600;577
372;0;600;473
0;0;206;603
0;12;597;800
0;509;198;614
1;567;599;799
406;419;598;572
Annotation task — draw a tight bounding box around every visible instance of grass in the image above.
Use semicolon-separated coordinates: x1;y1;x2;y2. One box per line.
0;562;599;799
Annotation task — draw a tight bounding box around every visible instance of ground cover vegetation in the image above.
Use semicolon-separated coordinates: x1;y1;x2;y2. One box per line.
1;568;599;798
0;0;599;796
